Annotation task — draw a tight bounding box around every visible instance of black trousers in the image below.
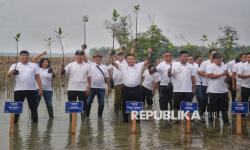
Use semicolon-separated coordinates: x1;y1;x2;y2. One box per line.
68;91;88;106
122;85;142;122
141;86;153;106
14;90;38;123
241;87;250;110
67;91;88;120
208;93;229;122
159;85;173;110
173;92;193;110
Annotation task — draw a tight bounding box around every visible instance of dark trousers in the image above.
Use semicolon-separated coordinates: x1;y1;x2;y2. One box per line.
200;86;208;116
208;93;229;123
159;85;173;110
68;91;88;120
122;85;142;122
86;88;105;117
173;92;193;110
37;90;53;118
241;87;250;110
14;90;38;123
141;86;153;106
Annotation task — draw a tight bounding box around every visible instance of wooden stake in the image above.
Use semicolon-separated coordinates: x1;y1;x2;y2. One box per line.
186;113;191;134
131;112;136;134
236;114;242;134
9;113;14;135
71;113;77;134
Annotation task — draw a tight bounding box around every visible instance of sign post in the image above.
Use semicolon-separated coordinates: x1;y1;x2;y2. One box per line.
65;102;84;134
4;102;23;135
126;101;143;134
180;101;198;134
231;102;249;134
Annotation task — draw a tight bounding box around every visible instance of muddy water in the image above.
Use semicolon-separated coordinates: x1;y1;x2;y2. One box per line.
0;94;250;150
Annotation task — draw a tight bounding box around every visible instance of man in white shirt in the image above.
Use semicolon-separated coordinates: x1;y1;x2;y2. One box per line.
171;51;196;111
141;64;158;106
86;52;111;118
108;51;127;115
111;48;152;122
238;52;250;113
156;51;174;110
198;49;218;117
231;53;246;102
7;50;43;124
193;56;203;116
61;50;90;121
207;53;229;124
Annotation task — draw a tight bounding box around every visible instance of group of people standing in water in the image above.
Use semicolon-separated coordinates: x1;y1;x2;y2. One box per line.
7;44;250;125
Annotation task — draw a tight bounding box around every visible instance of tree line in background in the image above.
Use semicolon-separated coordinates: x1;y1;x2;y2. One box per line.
89;5;250;63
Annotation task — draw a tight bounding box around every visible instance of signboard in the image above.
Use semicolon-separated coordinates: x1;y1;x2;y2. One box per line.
4;102;23;114
231;102;249;114
180;101;198;113
126;101;143;113
65;102;84;113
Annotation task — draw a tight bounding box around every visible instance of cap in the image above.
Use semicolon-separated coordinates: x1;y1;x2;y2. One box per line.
75;50;85;55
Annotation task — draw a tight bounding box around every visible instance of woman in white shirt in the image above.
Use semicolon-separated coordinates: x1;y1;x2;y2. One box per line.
32;52;55;118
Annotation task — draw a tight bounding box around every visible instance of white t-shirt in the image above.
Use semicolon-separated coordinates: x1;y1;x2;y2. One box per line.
8;62;39;91
142;69;159;90
172;62;195;92
156;61;174;86
37;67;53;91
194;63;202;85
65;61;90;91
110;60;127;86
88;63;109;89
232;62;245;86
118;62;144;87
206;63;228;93
237;62;250;88
227;60;236;75
198;59;213;86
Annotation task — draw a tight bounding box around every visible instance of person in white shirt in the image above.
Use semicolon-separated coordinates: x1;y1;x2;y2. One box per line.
238;52;250;113
207;53;229;124
7;50;43;124
108;51;127;115
86;52;111;118
171;51;196;111
193;56;203;116
61;50;90;121
156;51;174;110
111;48;152;122
231;53;246;102
141;64;158;106
32;51;55;119
198;49;218;117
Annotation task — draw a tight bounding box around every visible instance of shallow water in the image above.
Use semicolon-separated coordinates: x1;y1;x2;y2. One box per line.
1;94;250;150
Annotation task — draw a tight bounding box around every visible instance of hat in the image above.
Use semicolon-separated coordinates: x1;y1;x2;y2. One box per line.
117;51;125;56
92;51;103;58
75;50;85;55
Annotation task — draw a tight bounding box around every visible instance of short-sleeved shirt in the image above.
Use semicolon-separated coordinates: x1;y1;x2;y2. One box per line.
232;62;245;86
206;63;228;93
118;62;144;87
88;63;109;89
227;60;236;75
37;67;53;91
142;69;159;90
65;61;90;91
237;62;250;88
193;63;202;85
156;61;174;86
198;59;213;86
172;62;195;92
8;62;39;91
